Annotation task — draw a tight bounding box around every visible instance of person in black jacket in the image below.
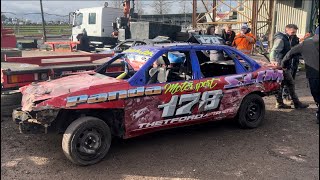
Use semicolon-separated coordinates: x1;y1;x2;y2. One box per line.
76;29;90;52
270;24;309;109
221;24;235;46
282;26;320;124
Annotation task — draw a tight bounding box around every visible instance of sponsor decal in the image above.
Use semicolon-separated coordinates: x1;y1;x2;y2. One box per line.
224;70;283;89
137;108;237;129
158;90;223;118
66;86;162;107
138;114;205;129
204;107;237;117
124;49;154;56
164;78;220;94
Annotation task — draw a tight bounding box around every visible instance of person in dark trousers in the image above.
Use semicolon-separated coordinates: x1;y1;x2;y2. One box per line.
221;24;236;46
289;34;301;80
282;26;320;124
77;29;90;52
270;24;309;109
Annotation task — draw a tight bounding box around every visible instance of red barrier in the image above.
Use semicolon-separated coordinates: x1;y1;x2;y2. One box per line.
4;53;114;66
1;24;17;48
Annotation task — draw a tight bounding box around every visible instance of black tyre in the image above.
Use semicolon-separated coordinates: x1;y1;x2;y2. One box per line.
1;93;22;106
237;94;265;128
1;104;20;117
62;116;111;166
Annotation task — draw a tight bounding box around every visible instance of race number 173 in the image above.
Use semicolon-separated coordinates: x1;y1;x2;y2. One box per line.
158;90;223;118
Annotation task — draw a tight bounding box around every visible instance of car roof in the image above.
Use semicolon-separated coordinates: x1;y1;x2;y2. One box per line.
131;44;232;51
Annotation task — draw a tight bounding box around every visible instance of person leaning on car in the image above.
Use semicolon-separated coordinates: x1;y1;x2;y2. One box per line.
281;26;320;124
270;24;309;109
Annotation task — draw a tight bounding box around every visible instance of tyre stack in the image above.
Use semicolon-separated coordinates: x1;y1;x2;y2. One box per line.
1;93;22;121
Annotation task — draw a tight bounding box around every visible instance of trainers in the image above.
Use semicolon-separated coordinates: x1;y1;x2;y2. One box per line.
284;99;294;105
275;103;292;109
294;102;309;109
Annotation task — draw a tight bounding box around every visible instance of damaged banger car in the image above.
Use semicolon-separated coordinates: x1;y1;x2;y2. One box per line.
13;44;283;166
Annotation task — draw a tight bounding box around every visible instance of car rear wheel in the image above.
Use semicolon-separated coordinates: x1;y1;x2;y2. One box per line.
62;116;111;166
237;94;265;128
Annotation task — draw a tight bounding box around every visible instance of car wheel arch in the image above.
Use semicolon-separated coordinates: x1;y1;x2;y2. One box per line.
54;109;125;137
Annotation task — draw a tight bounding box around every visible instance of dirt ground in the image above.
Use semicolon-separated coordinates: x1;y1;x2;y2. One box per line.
1;57;319;179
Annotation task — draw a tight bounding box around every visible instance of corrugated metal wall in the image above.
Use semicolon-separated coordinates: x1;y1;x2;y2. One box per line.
236;0;312;37
276;0;312;36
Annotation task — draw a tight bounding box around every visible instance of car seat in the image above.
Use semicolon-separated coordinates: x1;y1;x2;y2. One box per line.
148;56;170;84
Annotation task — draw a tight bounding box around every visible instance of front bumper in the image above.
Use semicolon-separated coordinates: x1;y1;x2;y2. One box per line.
12;108;59;134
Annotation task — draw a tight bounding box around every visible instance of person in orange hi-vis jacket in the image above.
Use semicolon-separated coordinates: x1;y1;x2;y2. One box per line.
232;24;256;54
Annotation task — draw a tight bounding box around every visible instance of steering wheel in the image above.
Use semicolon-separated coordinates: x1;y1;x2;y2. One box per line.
116;61;130;79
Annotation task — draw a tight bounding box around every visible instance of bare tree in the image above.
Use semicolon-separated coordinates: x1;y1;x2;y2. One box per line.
151;0;173;15
109;0;122;9
135;1;145;15
179;0;191;14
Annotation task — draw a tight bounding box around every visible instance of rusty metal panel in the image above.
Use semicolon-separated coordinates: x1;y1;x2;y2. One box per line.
238;0;311;37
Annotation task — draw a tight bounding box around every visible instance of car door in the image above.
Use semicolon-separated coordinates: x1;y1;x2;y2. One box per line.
124;49;203;137
193;47;248;121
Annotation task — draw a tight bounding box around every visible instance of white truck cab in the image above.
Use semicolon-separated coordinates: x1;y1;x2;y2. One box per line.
71;3;123;47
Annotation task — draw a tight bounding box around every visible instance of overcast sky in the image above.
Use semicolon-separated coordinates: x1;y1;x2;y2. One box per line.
1;1;108;21
1;0;234;22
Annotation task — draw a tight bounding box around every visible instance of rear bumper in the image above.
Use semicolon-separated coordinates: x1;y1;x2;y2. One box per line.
12;108;59;134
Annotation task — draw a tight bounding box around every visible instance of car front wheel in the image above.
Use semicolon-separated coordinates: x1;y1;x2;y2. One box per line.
237;94;265;128
62;116;111;166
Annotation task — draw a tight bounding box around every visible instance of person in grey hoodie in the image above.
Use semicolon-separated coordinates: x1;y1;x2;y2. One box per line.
282;26;320;124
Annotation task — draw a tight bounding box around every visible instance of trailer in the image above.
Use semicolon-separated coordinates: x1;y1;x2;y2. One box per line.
1;52;113;93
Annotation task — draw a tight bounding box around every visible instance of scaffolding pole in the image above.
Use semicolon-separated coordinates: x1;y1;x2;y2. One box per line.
251;0;258;37
40;0;46;42
212;0;216;24
192;0;197;28
269;0;277;49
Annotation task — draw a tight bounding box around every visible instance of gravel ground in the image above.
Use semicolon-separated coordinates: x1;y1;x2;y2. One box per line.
1;64;319;180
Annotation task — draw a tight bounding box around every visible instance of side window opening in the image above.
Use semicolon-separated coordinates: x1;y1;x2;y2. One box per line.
230;52;253;71
119;41;134;51
196;50;240;78
75;13;83;26
134;41;147;46
88;13;96;24
97;55;135;80
147;51;193;84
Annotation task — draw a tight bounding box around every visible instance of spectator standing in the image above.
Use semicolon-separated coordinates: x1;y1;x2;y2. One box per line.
221;24;236;46
281;27;319;123
270;24;309;109
232;24;256;54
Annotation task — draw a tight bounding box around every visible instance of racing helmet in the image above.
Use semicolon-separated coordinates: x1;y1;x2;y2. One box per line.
168;52;185;68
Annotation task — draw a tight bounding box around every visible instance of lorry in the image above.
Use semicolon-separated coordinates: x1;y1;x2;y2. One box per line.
1;53;113;93
70;2;123;47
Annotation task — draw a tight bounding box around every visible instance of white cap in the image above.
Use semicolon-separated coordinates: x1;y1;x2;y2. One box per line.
241;24;248;30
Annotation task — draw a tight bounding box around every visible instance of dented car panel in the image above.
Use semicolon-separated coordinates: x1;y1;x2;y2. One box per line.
124;67;282;138
14;45;282;139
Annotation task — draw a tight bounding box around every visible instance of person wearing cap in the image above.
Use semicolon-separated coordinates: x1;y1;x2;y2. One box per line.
232;24;256;54
270;24;308;109
281;26;319;124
